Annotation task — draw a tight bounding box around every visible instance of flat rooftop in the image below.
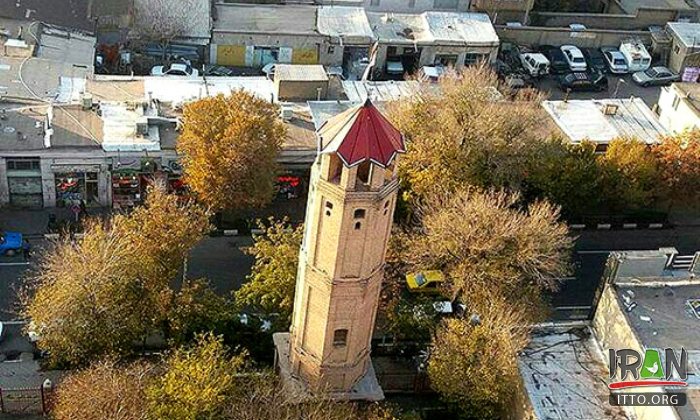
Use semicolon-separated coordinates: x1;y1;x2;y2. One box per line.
519;326;630;420
541;98;668;144
671;82;700;116
342;80;420;103
667;22;700;49
317;6;374;43
619;0;693;14
213;4;318;36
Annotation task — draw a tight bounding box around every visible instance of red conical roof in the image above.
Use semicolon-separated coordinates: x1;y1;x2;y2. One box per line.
318;99;405;168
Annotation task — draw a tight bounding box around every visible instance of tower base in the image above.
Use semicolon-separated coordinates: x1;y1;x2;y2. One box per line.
273;333;385;402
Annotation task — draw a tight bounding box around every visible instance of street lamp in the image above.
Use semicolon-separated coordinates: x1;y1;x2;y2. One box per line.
612;78;626;99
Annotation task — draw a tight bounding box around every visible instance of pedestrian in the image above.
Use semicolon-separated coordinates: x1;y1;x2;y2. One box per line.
22;239;31;261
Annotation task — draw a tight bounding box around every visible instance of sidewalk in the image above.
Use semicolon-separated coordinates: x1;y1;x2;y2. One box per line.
0;207;112;236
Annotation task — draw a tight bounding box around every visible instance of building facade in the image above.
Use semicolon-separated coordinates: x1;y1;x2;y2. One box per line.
275;100;404;398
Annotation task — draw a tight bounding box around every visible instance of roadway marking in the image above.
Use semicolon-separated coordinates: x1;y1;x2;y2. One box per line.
0;262;30;267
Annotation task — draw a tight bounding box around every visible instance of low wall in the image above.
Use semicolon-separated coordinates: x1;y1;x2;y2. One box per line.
530;8;677;31
496;25;651;49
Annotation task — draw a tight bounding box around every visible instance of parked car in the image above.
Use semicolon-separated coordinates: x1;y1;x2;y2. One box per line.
632;66;680;87
581;48;607;73
519;52;550;77
538;45;569;74
619;41;651;73
559;71;608;92
150;62;199;77
406;270;445;294
203;65;234;77
261;62;276;79
601;48;629;74
386;60;405;76
0;230;22;256
560;45;587;72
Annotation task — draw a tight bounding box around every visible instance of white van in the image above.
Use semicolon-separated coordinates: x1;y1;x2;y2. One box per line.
519;53;550;77
619;41;651;72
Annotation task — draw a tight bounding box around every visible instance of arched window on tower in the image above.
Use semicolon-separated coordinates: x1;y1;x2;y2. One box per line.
333;329;348;346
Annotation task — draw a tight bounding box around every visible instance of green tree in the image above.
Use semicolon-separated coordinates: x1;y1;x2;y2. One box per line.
22;187;210;367
53;359;151;420
178;92;285;211
147;333;246;420
235;218;303;328
428;298;530;419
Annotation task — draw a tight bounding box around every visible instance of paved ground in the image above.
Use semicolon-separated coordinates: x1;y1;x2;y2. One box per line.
533;73;661;107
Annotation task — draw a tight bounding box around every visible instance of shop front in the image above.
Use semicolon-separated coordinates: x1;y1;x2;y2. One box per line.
6;158;43;208
111;157;185;209
54;172;99;207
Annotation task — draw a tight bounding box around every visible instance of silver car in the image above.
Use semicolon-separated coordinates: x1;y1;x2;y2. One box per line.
632;66;680;87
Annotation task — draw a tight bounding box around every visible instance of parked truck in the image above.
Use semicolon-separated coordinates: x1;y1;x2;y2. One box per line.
619;41;651;73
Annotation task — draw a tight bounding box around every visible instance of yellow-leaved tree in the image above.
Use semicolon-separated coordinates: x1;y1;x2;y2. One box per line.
177;91;286;211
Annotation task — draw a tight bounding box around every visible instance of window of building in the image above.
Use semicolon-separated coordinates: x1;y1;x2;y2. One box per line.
435;54;458;67
7;158;40;171
325;201;333;216
328;45;335;54
434;0;458;10
354;222;362;230
464;53;486;66
674;45;681;55
333;329;348;346
673;94;681;110
354;209;366;219
357;161;371;185
370;0;380;6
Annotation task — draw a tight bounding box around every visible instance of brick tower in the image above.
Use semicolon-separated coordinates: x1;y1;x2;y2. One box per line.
274;99;405;400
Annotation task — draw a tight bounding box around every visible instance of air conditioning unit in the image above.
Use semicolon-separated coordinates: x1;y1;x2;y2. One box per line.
81;93;93;110
280;106;293;121
603;104;619;116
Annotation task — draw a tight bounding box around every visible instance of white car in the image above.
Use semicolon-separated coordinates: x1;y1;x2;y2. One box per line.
602;49;629;74
560;45;587;72
519;52;550;77
150;63;199;77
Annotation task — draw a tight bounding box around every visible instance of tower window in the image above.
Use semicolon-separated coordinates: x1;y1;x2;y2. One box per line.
333;329;348;346
357;161;371;185
325;201;333;216
384;200;390;209
354;209;366;219
354;222;362;230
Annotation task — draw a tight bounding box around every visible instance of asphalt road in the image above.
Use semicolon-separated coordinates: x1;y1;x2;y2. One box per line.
0;236;255;320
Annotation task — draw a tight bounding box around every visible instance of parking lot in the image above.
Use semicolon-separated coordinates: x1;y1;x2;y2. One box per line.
534;72;661;107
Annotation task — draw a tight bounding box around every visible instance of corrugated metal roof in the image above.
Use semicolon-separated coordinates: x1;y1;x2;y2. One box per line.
366;12;431;45
424;12;498;46
541;98;667;144
342;80;420;103
275;64;328;82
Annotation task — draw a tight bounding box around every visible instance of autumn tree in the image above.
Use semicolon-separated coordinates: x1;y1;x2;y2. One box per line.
653;129;700;209
53;359;152;420
389;66;549;203
600;138;660;210
428;297;530;419
147;333;246;420
404;188;572;318
21;187;210;367
234;218;303;328
178;92;285;211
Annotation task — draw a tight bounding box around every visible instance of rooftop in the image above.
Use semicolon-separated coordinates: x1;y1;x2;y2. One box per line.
519;326;630;420
0;0;93;32
366;11;498;46
342;80;420;103
213;4;318;36
618;0;693;14
35;25;95;67
541;98;668;144
318;99;404;168
670;82;700;116
275;64;328;82
317;6;374;43
667;22;700;49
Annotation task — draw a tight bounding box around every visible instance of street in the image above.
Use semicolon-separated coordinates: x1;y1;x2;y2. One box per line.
0;236;255;320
